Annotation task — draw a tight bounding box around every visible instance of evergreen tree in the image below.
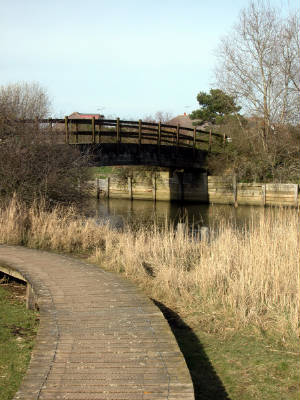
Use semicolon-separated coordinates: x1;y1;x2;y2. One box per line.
190;89;241;125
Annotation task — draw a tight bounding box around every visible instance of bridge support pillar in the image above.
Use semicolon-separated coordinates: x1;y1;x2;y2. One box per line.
96;178;100;199
106;177;110;198
233;174;238;208
128;177;133;200
152;173;157;201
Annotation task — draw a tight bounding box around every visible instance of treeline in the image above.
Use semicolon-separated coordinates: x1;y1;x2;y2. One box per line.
190;1;300;183
0;82;90;204
207;117;300;183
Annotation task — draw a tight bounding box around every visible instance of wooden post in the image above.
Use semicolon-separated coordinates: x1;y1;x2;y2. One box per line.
294;184;298;207
138;119;142;146
180;173;184;202
26;283;35;310
49;118;53;132
92;117;95;143
223;132;226;146
64;116;69;144
158;122;161;146
262;183;266;206
106;177;110;198
209;129;212;152
98;120;101;143
35;116;39;132
152;172;156;201
96;178;100;199
128;177;133;200
69;119;72;143
233;174;238;208
200;226;210;242
176;124;180;146
176;223;185;236
116;118;120;143
75;121;79;144
193;127;196;149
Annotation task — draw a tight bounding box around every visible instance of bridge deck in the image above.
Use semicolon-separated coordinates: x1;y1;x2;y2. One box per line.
0;246;194;400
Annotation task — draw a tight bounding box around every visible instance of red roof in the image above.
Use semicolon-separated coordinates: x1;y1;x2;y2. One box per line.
68;112;104;120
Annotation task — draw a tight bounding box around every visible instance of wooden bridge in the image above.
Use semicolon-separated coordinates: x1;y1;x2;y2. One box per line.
24;117;227;169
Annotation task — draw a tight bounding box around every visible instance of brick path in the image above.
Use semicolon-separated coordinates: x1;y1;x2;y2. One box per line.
0;245;194;400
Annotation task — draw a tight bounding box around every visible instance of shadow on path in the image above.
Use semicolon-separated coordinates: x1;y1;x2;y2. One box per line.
152;300;231;400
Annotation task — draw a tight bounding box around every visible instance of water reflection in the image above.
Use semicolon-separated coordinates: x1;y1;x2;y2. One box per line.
86;198;270;230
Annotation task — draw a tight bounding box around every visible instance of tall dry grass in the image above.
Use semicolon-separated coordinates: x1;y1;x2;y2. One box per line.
0;197;299;336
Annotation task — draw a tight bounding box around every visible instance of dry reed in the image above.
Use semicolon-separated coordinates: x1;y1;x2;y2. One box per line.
0;197;298;335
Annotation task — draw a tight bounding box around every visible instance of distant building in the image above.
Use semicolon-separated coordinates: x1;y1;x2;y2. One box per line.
167;113;208;130
68;112;104;120
54;112;104;132
167;113;194;128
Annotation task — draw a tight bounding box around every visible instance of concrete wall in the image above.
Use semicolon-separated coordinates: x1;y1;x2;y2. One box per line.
95;172;179;201
93;172;299;207
207;177;299;207
207;176;234;204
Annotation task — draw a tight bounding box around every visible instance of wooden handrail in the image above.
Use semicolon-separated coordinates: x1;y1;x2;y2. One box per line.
14;117;227;151
20;118;224;137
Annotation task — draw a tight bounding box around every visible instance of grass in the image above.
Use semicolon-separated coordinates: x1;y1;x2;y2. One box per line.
194;328;299;399
156;303;300;400
0;278;39;400
0;197;299;399
89;166;114;179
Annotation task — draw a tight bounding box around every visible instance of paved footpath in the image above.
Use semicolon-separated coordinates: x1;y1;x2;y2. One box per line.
0;245;194;400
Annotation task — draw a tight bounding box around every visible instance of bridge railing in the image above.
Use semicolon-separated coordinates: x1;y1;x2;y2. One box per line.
19;117;227;152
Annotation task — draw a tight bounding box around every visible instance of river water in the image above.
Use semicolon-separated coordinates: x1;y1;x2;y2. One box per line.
86;198;273;230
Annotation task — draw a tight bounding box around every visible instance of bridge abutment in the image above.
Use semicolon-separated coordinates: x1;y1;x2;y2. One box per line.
94;169;209;202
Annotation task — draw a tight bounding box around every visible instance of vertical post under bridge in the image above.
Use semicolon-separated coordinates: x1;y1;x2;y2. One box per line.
158;121;161;146
98;119;101;143
92;116;95;144
116;118;120;143
233;173;238;208
138;119;142;146
64;116;69;144
75;121;79;144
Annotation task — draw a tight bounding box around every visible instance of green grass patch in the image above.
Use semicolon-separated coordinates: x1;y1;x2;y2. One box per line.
162;305;300;400
0;281;39;400
195;330;299;400
89;166;114;178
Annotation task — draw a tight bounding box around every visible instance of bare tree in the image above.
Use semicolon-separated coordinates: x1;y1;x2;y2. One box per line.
215;1;300;146
0;82;90;204
278;12;300;124
0;81;51;121
143;111;173;123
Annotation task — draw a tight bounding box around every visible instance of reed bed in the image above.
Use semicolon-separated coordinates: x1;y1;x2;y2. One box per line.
0;197;299;336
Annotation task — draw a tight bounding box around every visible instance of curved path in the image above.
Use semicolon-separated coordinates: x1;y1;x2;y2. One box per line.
0;245;194;400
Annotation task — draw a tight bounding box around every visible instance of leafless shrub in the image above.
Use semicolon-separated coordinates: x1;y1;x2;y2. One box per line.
207;117;300;182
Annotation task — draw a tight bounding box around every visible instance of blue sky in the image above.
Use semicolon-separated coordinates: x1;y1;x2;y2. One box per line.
1;0;298;119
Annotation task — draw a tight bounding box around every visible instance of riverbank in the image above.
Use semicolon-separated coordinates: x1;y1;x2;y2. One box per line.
91;169;300;207
0;198;299;399
1;197;298;335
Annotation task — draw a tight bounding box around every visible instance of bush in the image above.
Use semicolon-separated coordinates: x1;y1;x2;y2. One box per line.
207;118;300;183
